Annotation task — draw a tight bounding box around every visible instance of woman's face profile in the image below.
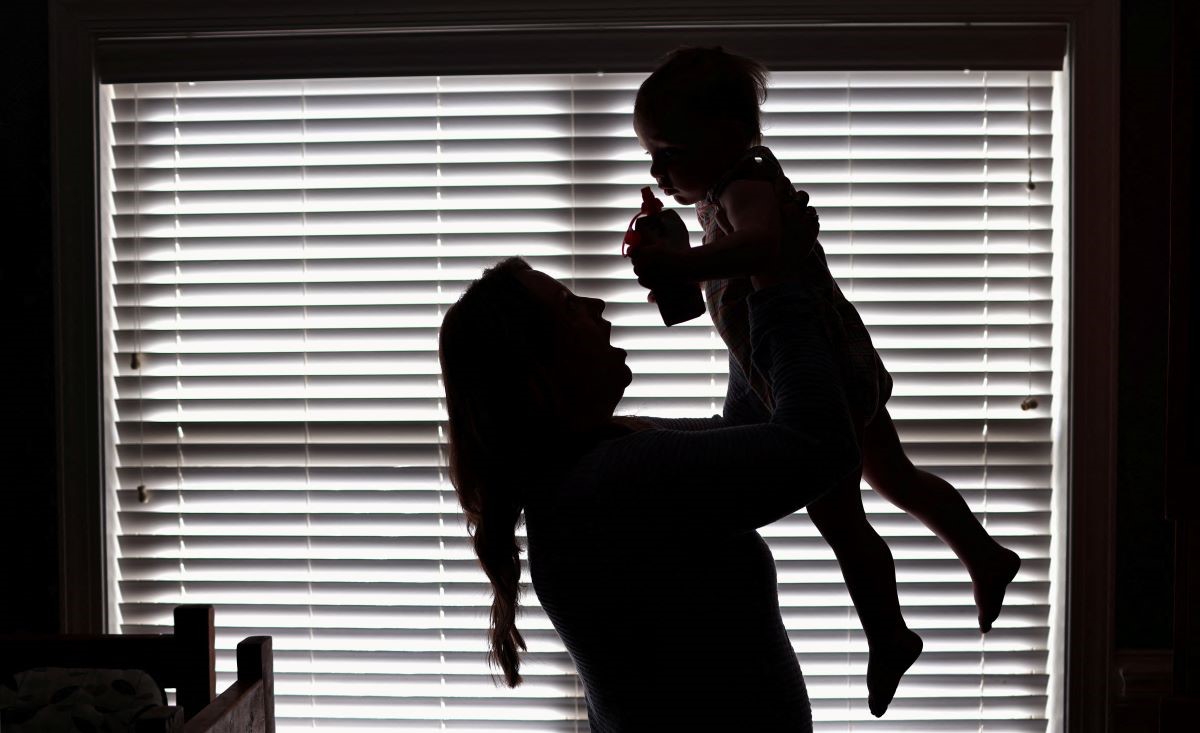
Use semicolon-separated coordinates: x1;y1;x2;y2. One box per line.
515;269;632;431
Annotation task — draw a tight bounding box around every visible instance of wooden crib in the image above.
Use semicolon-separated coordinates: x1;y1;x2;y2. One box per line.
0;605;273;733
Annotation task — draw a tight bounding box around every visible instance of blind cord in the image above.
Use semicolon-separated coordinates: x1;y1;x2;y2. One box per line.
569;74;582;733
301;80;317;728
847;75;855;297
1023;73;1039;412
435;75;449;730
133;85;148;511
172;83;187;605
844;73;855;722
978;70;991;729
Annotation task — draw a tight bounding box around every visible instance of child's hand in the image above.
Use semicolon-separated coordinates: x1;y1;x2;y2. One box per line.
629;239;687;293
626;205;693;296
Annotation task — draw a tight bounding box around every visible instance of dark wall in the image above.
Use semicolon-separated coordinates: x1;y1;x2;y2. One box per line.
0;2;1184;652
0;2;57;633
1115;0;1176;649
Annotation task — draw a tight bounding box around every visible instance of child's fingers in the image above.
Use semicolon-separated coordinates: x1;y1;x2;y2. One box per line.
630;250;665;281
630;257;659;292
635;229;666;250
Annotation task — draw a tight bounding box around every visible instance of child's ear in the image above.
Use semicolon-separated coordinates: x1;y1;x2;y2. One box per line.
715;116;753;146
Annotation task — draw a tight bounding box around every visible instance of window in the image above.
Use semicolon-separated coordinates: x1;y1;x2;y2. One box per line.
101;64;1066;730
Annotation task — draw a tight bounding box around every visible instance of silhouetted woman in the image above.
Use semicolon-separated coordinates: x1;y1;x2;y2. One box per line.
438;256;860;732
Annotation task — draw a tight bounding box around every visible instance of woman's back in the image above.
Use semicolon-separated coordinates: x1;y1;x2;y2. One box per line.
525;427;812;732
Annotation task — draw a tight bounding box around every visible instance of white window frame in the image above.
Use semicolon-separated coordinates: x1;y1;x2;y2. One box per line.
48;2;1120;731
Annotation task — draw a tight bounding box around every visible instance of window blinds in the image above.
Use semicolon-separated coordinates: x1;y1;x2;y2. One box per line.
101;69;1064;731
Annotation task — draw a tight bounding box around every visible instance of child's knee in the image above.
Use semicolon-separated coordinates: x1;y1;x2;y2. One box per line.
808;484;869;535
863;453;917;495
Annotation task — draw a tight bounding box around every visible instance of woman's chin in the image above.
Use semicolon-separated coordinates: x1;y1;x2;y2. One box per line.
613;356;634;391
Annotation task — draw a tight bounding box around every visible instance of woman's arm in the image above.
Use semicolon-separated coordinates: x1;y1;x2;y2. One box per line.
592;284;859;537
632;354;769;432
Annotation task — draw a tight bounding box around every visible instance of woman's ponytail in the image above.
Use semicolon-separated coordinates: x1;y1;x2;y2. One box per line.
472;491;527;686
439;256;555;687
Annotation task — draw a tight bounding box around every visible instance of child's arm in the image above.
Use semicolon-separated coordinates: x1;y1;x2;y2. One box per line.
680;178;783;281
630;178;793;289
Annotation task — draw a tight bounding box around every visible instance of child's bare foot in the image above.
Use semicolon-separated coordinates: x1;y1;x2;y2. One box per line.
867;627;923;717
974;546;1021;633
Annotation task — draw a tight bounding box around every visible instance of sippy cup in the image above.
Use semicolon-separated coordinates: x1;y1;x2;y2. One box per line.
622;187;706;326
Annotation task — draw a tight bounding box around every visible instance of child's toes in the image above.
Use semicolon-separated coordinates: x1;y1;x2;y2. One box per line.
866;628;923;717
976;548;1021;633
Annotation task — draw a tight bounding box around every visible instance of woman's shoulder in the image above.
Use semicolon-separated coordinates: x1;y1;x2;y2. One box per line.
533;424;683;504
526;428;662;539
533;427;653;496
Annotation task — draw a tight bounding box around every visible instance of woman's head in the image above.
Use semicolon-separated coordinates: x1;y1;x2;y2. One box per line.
440;258;630;451
438;257;630;686
634;46;769;204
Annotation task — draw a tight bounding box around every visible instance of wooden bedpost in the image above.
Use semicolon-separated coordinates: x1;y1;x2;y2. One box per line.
173;605;215;720
237;637;276;733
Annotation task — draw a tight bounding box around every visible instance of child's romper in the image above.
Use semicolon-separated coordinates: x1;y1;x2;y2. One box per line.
697;145;893;423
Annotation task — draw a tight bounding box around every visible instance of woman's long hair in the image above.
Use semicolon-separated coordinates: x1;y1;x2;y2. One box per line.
438;256;559;687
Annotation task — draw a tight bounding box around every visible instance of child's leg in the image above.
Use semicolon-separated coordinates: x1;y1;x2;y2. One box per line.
861;406;1021;632
806;469;922;717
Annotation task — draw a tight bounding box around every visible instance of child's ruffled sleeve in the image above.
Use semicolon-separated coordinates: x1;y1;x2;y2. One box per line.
703;145;784;204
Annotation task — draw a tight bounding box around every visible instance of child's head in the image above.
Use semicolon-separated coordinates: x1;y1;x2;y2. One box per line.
633;46;769;204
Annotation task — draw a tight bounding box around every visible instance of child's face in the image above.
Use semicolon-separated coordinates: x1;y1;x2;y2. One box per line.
635;119;744;206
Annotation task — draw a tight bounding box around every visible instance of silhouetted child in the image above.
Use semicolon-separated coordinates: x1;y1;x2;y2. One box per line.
628;46;1022;717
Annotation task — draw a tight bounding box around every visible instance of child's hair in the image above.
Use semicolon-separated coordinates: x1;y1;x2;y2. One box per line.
634;46;769;147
